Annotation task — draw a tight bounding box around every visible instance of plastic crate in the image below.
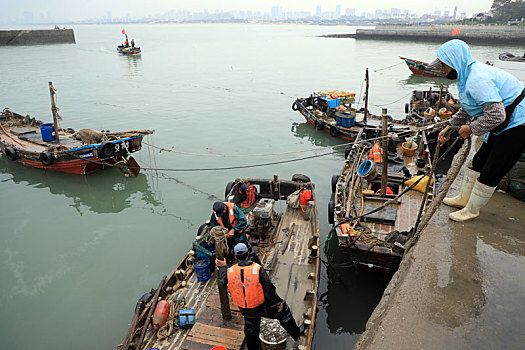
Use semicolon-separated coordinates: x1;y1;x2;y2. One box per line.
336;115;355;128
320;96;341;109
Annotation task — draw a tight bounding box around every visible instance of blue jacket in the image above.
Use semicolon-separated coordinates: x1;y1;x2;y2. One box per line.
437;39;525;135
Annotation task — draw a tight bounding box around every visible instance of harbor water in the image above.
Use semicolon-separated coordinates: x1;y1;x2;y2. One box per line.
0;24;522;349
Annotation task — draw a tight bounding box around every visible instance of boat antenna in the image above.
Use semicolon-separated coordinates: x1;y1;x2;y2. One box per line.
364;68;369;125
48;81;61;144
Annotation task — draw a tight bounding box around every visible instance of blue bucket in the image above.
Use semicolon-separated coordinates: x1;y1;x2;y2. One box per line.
40;123;55;142
357;160;377;181
193;256;211;282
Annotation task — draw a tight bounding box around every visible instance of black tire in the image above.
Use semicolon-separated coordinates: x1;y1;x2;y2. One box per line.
5;147;18;161
225;181;235;198
328;201;335;225
315;120;324;130
344;146;352;159
292;174;311;183
331;175;339;194
292;101;298;111
39;152;54;166
197;223;207;237
98;141;116;159
405;103;410;114
329;126;339;137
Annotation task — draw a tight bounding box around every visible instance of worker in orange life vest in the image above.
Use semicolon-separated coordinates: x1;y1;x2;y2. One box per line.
369;142;383;163
210;201;262;265
216;243;304;350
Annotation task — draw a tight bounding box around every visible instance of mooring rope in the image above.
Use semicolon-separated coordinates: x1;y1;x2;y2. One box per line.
370;90;414;107
373;61;405;73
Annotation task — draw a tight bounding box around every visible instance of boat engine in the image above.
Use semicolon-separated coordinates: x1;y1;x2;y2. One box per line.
250;198;276;240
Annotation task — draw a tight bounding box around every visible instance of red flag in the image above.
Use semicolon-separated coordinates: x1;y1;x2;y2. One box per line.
451;27;460;36
122;28;125;35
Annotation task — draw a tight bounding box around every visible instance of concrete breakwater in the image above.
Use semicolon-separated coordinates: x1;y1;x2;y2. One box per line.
354;25;525;44
0;29;75;46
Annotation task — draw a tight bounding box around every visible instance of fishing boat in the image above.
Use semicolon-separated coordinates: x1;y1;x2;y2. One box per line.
117;45;142;55
399;56;446;77
489;52;525;81
293;69;442;143
0;82;153;175
328;119;436;272
118;175;320;350
404;86;459;122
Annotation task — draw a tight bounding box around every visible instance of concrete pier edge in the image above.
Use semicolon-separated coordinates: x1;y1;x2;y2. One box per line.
0;29;75;46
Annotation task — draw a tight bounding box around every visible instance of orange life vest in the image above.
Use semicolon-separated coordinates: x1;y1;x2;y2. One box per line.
375;186;393;195
227;263;265;309
300;189;312;206
215;202;240;231
340;223;355;236
368;143;383;163
240;185;257;208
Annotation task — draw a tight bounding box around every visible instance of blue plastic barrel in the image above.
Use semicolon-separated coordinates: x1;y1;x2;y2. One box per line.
193;256;211;282
40;123;56;142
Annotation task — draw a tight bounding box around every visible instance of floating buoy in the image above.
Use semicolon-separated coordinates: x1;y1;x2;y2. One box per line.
151;300;170;330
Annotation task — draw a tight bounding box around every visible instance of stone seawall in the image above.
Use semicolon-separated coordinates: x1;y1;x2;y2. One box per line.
356;25;525;44
0;29;76;46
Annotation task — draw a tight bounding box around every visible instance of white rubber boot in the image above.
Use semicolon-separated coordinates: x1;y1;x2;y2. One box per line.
449;180;496;222
443;167;480;208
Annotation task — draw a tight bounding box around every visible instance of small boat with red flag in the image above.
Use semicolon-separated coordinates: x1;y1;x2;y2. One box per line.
0;82;153;176
400;56;445;77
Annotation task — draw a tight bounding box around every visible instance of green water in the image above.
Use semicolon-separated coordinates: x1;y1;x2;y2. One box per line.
0;24;518;349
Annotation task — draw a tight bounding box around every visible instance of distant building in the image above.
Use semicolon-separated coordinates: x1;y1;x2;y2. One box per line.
345;8;356;17
444;10;451;17
316;5;322;16
453;6;457;20
23;11;34;23
375;9;382;19
271;6;279;18
434;10;442;17
391;8;400;18
336;4;341;17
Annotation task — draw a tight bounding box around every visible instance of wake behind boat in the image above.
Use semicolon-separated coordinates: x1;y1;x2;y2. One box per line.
0;82;153;175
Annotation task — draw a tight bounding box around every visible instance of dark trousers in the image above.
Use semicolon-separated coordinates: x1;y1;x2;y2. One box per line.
243;302;301;350
471;125;525;187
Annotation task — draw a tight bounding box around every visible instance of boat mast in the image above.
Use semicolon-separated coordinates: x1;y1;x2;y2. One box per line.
48;81;61;144
380;108;389;197
364;68;369;125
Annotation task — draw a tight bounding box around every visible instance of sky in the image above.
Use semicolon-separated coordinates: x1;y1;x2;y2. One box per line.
0;0;495;22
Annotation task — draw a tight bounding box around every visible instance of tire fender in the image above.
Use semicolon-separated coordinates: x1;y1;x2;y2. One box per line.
98;141;116;159
39;151;54;166
328;201;335;225
5;147;18;161
330;126;339;137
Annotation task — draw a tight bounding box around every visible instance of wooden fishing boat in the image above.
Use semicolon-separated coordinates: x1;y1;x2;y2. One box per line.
118;175;320;350
293;70;442;143
399;56;446;78
404;86;459;123
0;82;153;175
328;120;436;272
489;52;525;81
117;45;142;55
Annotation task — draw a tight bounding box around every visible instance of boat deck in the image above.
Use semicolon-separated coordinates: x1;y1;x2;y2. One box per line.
121;179;320;350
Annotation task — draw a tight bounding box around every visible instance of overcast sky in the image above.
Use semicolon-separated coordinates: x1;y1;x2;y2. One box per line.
1;0;494;22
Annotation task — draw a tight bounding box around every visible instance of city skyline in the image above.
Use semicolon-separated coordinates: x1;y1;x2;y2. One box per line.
0;0;494;24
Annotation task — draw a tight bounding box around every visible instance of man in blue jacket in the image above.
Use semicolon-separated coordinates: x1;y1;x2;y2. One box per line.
432;40;525;222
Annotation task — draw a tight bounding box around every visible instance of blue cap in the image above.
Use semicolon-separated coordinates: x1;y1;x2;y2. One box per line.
233;243;248;256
